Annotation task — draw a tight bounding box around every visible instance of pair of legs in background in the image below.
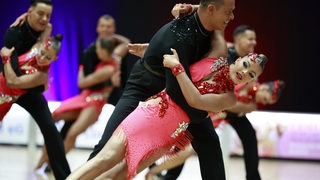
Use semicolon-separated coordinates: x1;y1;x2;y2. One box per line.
16;92;70;180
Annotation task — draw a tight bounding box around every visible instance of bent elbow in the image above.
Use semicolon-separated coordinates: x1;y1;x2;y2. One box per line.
187;96;202;109
224;96;237;109
230;97;237;106
217;95;237;112
6;79;17;88
78;80;86;89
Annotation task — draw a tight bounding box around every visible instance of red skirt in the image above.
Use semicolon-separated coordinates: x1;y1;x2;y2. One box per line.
52;89;107;119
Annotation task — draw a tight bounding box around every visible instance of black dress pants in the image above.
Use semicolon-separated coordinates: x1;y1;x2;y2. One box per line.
16;93;70;180
229;115;261;180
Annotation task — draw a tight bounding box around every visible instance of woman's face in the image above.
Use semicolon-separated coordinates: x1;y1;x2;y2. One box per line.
229;56;262;84
36;45;57;66
95;41;110;61
255;85;276;105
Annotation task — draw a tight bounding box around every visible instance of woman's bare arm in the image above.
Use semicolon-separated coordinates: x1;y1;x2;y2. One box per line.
163;48;236;112
78;66;115;89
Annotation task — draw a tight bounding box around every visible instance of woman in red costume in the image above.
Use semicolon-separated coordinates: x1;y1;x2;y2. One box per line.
66;31;267;180
223;79;286;118
0;33;62;121
145;79;285;180
34;37;121;170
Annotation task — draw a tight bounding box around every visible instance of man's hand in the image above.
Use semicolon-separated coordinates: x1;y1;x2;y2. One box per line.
128;43;149;58
171;3;194;19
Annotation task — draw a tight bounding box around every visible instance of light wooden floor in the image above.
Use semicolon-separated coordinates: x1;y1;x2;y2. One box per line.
0;145;319;180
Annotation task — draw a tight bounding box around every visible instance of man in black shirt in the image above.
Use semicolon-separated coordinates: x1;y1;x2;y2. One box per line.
1;0;70;179
56;13;130;164
226;25;261;180
88;1;235;179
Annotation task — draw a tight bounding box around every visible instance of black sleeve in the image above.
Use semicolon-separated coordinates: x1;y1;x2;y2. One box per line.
3;29;20;75
225;111;240;119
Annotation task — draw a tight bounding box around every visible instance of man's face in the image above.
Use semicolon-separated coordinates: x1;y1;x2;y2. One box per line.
96;18;116;38
27;3;53;32
236;30;257;54
207;0;235;31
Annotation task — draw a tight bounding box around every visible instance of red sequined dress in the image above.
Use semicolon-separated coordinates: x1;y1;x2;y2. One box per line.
1;48;49;121
116;57;234;179
52;60;117;119
234;82;260;103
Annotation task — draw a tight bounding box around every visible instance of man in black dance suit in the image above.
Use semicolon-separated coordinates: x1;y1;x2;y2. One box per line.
58;14;130;146
88;0;235;179
224;24;261;180
1;0;70;179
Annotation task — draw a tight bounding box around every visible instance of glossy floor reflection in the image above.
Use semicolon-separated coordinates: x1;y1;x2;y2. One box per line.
0;145;319;180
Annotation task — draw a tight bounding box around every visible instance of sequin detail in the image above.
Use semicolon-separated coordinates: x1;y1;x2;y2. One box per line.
19;55;50;74
171;121;189;138
194;63;234;94
25;48;39;60
170;16;195;44
146;91;168;117
0;93;19;104
85;92;107;102
235;83;259;103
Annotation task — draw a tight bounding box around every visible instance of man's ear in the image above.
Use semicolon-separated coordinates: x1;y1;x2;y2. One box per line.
207;3;216;14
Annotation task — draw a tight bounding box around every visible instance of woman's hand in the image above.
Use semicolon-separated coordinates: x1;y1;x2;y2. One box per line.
111;71;121;88
0;47;15;57
171;3;193;19
10;12;27;27
163;48;181;68
127;43;149;58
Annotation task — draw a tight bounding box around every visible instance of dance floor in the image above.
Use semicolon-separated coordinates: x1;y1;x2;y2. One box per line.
0;145;319;180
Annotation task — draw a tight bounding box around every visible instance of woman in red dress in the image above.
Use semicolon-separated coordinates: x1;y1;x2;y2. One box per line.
0;33;62;121
35;37;121;170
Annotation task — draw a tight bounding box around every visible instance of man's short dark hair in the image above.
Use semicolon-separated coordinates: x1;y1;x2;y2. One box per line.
30;0;52;6
233;25;255;38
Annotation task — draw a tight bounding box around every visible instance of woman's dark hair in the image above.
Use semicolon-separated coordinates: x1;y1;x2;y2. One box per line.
243;53;268;71
264;80;286;101
50;34;63;55
256;54;268;71
97;37;116;55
